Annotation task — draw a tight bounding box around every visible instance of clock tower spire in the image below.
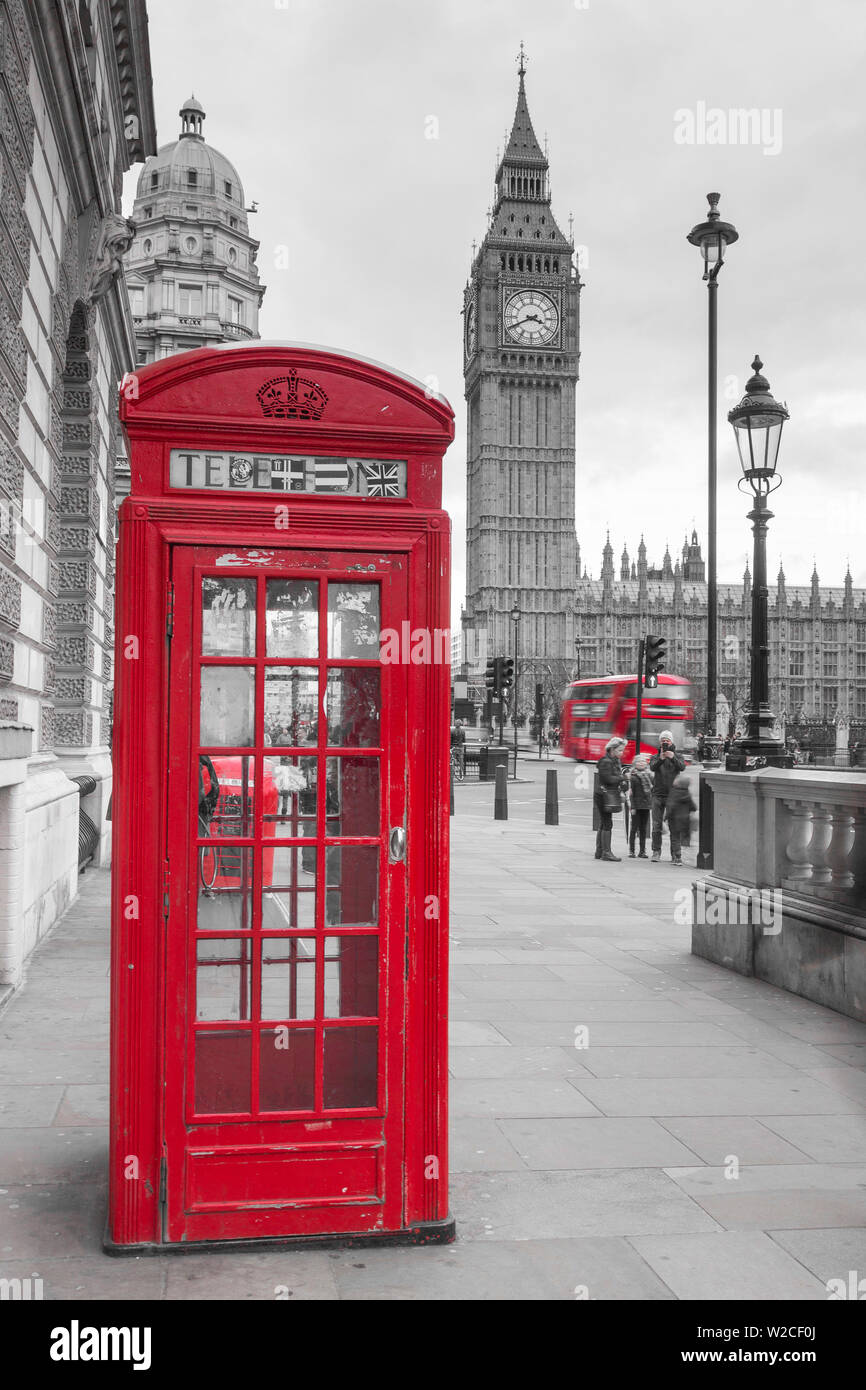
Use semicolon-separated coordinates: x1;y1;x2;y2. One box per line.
462;57;581;684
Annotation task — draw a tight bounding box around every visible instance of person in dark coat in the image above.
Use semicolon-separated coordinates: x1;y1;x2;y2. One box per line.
649;729;686;861
628;754;653;858
665;772;697;865
594;737;629;862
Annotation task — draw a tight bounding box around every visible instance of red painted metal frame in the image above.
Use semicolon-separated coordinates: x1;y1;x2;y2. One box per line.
108;345;454;1249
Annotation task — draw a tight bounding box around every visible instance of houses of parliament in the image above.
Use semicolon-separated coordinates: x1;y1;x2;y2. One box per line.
459;56;866;730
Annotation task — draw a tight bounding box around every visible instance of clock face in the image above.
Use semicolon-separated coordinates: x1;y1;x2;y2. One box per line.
503;290;559;346
465;301;477;357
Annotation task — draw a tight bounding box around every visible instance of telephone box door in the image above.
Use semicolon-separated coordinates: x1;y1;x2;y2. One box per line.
164;544;408;1242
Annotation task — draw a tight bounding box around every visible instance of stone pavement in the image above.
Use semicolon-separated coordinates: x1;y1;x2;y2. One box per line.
1;756;865;1300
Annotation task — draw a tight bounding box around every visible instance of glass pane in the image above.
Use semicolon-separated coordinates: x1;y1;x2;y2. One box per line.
264;670;318;746
266;580;318;658
195;1030;251;1113
323;1026;378;1109
196;938;252;1021
259;1028;315;1111
200;666;254;746
326;668;380;746
263;847;316;930
263;756;317;837
327;583;380;657
324;936;378;1018
198;755;255;837
196;848;253;931
261;938;316;1020
326;757;379;836
325;845;378;927
201;577;256;656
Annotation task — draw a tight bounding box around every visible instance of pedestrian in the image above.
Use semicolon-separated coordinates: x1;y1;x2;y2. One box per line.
450;717;465;774
649;729;686;862
627;753;653;858
594;736;629;863
665;771;697;866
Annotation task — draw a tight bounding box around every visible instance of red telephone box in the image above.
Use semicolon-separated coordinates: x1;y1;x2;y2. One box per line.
108;344;454;1250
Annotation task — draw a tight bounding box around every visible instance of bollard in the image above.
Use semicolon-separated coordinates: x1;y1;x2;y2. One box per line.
544;768;559;825
494;764;508;820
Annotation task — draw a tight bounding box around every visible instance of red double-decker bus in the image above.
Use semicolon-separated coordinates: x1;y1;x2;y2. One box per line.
560;673;695;763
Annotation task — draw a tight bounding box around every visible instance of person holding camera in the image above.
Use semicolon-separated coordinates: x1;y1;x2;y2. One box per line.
649;730;686;862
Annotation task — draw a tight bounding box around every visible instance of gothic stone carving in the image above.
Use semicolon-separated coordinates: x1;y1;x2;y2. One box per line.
86;213;136;303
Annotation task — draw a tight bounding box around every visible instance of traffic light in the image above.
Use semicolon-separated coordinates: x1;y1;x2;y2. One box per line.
485;658;500;695
500;658;514;692
645;634;667;689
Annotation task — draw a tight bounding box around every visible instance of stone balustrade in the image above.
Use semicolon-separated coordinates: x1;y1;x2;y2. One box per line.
692;767;866;1021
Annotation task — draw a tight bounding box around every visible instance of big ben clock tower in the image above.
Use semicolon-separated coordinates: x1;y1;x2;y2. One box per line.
462;49;581;676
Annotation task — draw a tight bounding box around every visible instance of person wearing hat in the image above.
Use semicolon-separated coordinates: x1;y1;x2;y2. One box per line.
649;730;685;861
627;753;653;858
594;737;629;862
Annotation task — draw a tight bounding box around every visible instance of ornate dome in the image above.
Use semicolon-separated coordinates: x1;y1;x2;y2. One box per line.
134;96;247;220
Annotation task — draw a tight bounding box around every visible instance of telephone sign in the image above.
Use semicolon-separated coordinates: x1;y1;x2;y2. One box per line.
108;344;455;1251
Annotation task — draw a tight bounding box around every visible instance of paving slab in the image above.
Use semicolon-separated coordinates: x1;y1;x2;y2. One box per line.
447;1117;527;1173
448;1022;510;1047
163;1250;340;1301
451;1168;720;1241
757;1114;866;1163
657;1117;811;1166
448;1045;589;1081
449;1077;602;1119
767;1227;866;1286
0;1126;107;1184
628;1231;827;1300
570;1075;865;1117
498;1117;702;1170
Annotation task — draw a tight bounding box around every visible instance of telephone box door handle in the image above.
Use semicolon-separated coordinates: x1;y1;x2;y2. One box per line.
389;826;406;863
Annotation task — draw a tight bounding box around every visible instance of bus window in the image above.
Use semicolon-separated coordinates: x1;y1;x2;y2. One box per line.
626;717;692;749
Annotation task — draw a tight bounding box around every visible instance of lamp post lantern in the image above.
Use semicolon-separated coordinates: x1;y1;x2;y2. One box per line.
687;192;738;759
726;357;793;769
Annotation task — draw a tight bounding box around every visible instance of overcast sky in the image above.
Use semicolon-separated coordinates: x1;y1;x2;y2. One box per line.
125;0;866;623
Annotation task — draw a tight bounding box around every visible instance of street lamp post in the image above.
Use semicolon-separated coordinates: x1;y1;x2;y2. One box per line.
687;193;739;760
574;635;582;682
726;357;793;769
511;604;520;778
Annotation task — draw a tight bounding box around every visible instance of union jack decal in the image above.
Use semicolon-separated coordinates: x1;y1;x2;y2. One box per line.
363;461;401;497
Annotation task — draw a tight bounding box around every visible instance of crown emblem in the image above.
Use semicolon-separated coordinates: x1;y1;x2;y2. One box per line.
256;370;328;421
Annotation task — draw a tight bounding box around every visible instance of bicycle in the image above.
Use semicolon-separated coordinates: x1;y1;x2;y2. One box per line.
198;815;220;893
450;747;465;781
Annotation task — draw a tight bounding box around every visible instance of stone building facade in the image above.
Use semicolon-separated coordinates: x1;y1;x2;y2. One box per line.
125;95;263;367
0;0;155;989
573;534;866;730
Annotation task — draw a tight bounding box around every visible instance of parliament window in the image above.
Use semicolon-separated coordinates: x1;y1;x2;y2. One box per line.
789;651;804;676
